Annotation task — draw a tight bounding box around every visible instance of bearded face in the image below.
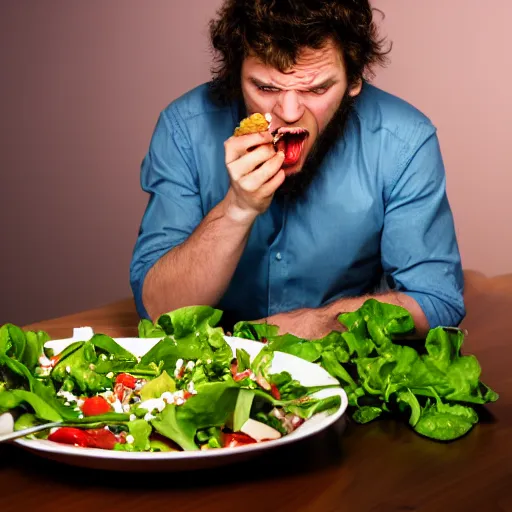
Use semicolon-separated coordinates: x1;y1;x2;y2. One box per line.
240;40;362;201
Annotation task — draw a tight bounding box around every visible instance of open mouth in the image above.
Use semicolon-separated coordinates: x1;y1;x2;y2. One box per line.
272;127;309;167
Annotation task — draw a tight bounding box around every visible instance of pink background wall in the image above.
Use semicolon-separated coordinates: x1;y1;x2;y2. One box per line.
1;1;510;326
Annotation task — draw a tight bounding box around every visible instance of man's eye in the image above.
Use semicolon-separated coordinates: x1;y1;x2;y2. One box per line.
309;87;328;95
258;86;280;93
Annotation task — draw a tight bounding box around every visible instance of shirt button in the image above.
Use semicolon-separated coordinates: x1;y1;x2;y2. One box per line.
275;252;282;261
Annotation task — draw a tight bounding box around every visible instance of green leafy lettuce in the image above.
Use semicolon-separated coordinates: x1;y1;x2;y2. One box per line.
233;298;499;441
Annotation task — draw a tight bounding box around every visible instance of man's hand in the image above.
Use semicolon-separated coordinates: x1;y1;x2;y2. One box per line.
223;131;285;223
257;307;345;340
255;292;430;341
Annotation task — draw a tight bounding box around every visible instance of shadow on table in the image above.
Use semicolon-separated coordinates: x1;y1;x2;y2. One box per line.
1;419;348;490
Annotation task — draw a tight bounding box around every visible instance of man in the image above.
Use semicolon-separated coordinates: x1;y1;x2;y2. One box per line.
129;0;465;339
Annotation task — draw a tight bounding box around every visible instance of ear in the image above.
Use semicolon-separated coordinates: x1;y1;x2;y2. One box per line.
348;78;363;97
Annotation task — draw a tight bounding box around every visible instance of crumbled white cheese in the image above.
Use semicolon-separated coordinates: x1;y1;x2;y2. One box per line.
38;355;53;367
206;359;212;365
111;399;124;414
106;372;114;379
291;416;302;426
144;412;156;421
161;392;174;403
57;390;78;402
174;359;184;377
271;408;284;419
65;366;71;374
186;361;195;371
187;381;197;395
126;435;135;444
129;414;136;422
138;398;166;413
175;398;185;406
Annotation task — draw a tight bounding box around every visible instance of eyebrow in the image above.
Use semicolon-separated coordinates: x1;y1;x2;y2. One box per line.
249;77;338;92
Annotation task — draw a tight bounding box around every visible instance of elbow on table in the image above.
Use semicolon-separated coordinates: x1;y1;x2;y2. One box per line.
140;274;171;323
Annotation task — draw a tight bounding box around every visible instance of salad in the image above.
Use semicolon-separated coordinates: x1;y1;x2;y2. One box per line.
0;306;340;452
0;298;499;447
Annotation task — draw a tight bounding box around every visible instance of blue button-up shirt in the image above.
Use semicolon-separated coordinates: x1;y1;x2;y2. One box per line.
130;82;465;329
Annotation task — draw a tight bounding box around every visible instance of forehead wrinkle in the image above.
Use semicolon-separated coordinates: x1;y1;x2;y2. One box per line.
268;60;339;89
244;40;344;90
270;44;342;89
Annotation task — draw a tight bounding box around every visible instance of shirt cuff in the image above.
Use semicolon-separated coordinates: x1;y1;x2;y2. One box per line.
402;290;466;329
130;263;153;321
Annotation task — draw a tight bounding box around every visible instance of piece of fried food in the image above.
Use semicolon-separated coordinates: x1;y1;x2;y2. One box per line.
234;113;271;136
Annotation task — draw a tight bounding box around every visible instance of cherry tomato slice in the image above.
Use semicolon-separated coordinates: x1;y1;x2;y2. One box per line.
48;427;121;450
223;432;257;448
81;396;112;416
114;383;125;402
115;373;136;389
233;369;253;382
83;428;120;450
270;384;281;400
48;427;88;447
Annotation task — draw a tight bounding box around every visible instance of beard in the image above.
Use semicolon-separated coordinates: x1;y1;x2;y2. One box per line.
274;89;356;203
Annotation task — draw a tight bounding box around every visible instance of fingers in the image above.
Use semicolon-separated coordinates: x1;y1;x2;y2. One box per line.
239;152;285;193
228;143;277;180
225;131;274;164
259;168;286;197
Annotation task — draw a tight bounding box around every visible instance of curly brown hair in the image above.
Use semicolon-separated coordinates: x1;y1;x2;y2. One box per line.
208;0;391;103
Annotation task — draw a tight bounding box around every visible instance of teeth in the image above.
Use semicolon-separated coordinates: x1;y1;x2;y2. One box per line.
271;127;308;145
276;127;308;135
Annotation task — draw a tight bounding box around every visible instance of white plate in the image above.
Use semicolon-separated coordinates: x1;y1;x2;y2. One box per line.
14;333;348;472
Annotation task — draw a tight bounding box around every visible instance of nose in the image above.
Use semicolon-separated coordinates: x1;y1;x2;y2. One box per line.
274;90;305;124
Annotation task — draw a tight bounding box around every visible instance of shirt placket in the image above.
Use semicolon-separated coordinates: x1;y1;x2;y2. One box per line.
267;199;288;316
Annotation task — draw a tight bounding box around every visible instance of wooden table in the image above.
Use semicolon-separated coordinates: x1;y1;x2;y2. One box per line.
1;271;511;511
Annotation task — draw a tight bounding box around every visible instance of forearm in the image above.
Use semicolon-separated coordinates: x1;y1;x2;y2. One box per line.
142;188;256;320
323;291;430;337
262;291;431;340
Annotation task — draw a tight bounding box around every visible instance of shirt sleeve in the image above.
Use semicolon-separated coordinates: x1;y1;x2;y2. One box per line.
129;108;203;319
381;126;465;328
